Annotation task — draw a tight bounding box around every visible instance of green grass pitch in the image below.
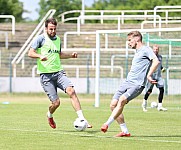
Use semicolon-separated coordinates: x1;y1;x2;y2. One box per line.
0;93;181;150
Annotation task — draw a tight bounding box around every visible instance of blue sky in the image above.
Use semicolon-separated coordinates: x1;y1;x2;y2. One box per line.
19;0;94;20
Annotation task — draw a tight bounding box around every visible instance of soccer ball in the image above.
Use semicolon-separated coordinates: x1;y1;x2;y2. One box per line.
73;118;88;131
151;101;158;108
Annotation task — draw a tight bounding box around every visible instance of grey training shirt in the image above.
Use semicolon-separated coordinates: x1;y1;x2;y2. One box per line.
31;34;61;51
126;45;156;86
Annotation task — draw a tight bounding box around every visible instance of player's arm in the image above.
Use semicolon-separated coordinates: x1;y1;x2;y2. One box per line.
28;35;47;61
147;57;160;84
60;52;77;59
28;48;47;61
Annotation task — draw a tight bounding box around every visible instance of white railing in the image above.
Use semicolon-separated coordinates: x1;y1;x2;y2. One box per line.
76;15;161;32
141;20;181;29
0;31;9;68
32;65;124;79
154;6;181;27
166;66;181;81
0;15;15;35
58;8;181;25
0;31;9;49
11;9;56;77
64;31;118;49
111;54;135;74
63;30;180;55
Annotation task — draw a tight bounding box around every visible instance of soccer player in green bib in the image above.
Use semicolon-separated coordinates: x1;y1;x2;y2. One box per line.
28;18;92;129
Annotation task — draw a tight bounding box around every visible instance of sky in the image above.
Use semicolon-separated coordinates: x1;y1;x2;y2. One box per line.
19;0;94;20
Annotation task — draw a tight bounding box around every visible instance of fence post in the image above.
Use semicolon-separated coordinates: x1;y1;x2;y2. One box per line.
9;53;12;93
165;55;169;95
86;55;90;94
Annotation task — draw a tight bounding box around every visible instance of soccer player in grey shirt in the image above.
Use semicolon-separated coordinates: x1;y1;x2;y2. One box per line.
142;45;167;112
101;31;159;137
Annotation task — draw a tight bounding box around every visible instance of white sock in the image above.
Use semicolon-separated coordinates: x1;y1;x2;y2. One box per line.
76;110;85;120
47;111;53;118
105;116;114;126
120;123;129;134
143;99;147;105
158;103;162;107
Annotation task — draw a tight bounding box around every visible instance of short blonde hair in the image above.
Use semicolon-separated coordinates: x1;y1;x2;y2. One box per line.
127;31;142;42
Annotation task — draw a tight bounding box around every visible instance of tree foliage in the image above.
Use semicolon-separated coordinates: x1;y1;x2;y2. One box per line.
38;0;82;21
0;0;181;22
89;0;181;20
0;0;23;22
90;0;181;10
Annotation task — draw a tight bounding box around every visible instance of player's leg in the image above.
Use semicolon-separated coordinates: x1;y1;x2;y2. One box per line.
156;78;167;111
115;114;131;137
65;86;92;128
48;99;60;115
65;86;82;113
101;83;144;137
46;99;60;129
113;85;144;137
158;87;164;103
142;83;154;112
101;97;130;137
101;83;127;133
57;71;92;128
40;73;59;129
110;98;130;137
109;99;130;137
157;87;167;111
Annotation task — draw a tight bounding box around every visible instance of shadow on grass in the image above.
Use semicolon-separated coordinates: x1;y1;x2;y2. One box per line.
132;135;181;138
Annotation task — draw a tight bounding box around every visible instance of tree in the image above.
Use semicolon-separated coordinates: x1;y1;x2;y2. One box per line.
90;0;181;10
38;0;82;22
37;0;181;22
0;0;23;22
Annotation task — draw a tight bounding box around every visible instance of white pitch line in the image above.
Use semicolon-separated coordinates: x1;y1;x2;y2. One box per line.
0;128;181;144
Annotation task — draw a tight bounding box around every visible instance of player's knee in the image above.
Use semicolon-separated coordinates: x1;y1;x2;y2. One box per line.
110;103;116;111
66;86;75;96
53;100;60;108
110;99;118;111
118;99;127;107
147;89;152;95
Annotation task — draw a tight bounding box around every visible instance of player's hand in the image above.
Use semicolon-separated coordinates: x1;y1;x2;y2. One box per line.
72;52;78;58
147;76;157;84
40;55;47;61
161;68;166;72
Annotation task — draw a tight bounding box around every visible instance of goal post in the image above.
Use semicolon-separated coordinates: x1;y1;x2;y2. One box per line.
95;32;100;107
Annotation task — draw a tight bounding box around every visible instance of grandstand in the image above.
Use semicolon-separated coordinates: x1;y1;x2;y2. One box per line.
0;8;181;95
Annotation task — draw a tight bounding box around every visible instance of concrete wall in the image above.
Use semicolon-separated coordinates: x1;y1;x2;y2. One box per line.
0;77;181;94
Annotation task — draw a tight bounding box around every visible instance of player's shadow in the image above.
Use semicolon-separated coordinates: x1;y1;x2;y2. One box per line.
85;130;102;134
57;129;100;134
132;135;181;138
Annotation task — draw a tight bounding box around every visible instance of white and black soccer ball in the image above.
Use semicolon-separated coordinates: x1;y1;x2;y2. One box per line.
73;118;88;131
151;101;158;108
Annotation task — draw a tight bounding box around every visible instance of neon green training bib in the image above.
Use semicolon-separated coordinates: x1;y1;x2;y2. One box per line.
37;34;63;74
